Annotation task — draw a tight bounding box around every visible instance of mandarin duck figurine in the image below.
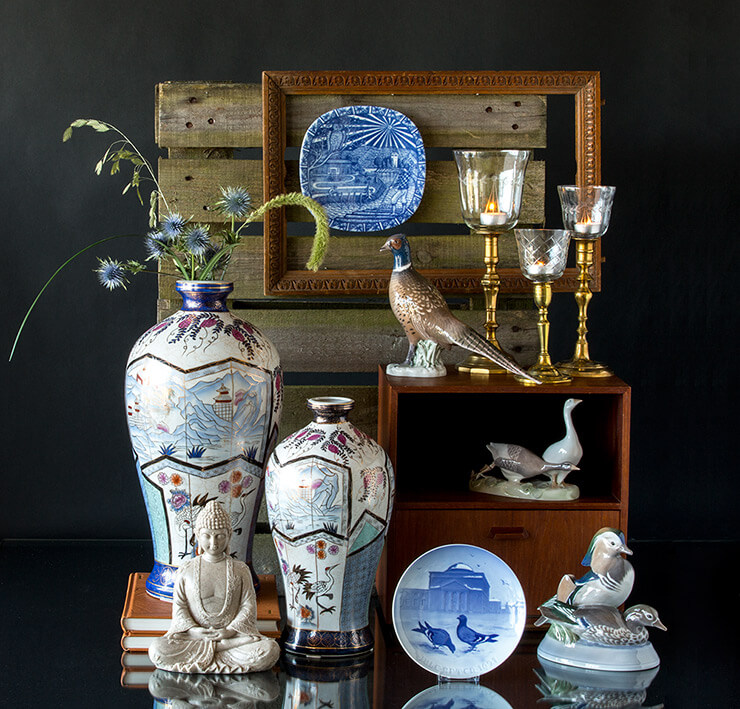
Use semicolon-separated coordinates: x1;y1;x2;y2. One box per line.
555;528;634;608
380;234;538;382
536;527;664;671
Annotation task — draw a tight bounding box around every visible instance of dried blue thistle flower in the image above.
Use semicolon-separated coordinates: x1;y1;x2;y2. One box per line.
215;186;252;219
96;258;128;290
160;213;187;241
145;231;166;260
184;224;211;256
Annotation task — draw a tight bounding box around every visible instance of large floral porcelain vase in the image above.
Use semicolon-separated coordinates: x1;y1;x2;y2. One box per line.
265;397;394;655
125;281;282;600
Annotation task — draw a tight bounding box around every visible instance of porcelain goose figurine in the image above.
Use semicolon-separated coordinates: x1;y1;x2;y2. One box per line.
380;234;539;382
542;398;582;486
556;528;635;608
483;442;579;484
536;603;666;646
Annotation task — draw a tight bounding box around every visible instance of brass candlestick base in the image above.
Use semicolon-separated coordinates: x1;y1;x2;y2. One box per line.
558;238;613;378
557;357;614;378
457;353;509;375
457;231;509;375
515;281;571;386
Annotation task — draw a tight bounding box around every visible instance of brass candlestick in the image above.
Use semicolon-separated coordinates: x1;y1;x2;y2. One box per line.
557;185;616;377
516;281;571;385
457;230;507;374
454;149;530;375
514;229;572;385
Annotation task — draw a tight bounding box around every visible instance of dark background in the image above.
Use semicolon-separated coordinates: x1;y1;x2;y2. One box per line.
1;0;736;543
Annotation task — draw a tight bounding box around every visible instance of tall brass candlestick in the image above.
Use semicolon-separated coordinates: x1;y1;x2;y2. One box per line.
458;231;507;374
454;149;530;376
558;239;613;376
557;185;616;378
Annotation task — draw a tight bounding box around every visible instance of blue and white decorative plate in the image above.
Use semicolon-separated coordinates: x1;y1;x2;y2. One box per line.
392;544;526;680
299;105;426;232
402;683;512;709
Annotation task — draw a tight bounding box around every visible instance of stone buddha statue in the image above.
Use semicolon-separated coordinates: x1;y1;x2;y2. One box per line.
149;500;280;674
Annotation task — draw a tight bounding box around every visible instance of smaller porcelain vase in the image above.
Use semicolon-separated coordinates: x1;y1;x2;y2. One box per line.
265;397;394;655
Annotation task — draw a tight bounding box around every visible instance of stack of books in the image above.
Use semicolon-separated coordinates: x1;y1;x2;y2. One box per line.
120;572;282;687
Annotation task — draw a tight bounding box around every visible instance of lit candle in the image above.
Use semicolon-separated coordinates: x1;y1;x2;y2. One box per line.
574;215;602;235
528;259;548;277
480;200;507;227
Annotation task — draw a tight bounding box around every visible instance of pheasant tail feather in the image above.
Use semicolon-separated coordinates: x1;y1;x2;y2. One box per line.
454;328;539;383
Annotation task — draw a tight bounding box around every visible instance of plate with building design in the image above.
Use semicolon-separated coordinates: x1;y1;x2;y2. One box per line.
392;544;526;680
299;105;426;232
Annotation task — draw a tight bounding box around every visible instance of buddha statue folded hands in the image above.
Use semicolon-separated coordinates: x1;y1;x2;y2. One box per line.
149;501;280;674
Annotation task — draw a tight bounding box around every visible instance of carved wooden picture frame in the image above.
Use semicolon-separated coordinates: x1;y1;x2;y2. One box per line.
262;70;601;296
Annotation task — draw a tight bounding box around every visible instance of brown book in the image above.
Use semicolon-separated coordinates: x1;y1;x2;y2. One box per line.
121;571;281;639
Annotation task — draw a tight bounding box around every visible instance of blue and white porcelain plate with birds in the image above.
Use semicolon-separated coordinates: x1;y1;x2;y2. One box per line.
392;544;526;679
299;106;426;232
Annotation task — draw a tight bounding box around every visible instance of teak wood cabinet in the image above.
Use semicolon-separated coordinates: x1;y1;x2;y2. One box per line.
376;367;631;625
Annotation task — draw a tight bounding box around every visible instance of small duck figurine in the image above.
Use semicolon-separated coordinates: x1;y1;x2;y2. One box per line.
484;442;579;485
537;603;666;646
556;528;634;608
542;398;583;486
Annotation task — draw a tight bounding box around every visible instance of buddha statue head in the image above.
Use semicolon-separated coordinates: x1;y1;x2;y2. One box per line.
195;500;232;561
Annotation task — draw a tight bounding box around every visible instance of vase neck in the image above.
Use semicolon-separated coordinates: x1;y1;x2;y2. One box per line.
307;397;355;424
176;281;233;312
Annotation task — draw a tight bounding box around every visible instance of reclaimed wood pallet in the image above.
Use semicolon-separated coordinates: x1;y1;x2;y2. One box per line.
154;75;598;575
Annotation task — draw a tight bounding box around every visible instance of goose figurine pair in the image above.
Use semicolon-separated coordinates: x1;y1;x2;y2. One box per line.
470;398;584;501
536;528;666;672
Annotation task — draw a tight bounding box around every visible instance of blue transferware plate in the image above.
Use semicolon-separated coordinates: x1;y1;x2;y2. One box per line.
392;544;526;680
402;683;512;709
299;105;426;232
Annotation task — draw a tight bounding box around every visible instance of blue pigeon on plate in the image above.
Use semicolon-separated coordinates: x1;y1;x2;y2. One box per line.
556;528;634;608
455;614;499;650
411;620;456;654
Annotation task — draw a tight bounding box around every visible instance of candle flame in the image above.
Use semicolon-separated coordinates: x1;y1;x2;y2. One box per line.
578;214;592;226
485;198;499;213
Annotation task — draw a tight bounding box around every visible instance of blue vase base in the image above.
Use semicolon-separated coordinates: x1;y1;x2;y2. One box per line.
283;625;374;656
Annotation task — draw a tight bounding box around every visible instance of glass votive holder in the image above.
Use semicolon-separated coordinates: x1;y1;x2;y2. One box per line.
454;150;530;232
515;229;572;283
558;185;616;239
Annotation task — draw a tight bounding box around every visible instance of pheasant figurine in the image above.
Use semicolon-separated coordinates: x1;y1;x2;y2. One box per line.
381;234;538;382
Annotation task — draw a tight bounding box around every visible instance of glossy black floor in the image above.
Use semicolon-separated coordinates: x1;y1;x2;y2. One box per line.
0;539;737;707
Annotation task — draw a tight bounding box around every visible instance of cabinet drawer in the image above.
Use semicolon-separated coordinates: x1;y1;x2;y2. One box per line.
385;509;622;621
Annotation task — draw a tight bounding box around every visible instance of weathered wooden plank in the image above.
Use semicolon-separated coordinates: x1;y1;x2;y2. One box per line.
157;231;527;302
285;94;547;148
154;303;539;372
157;82;263;148
158;158;545;225
157;82;546;149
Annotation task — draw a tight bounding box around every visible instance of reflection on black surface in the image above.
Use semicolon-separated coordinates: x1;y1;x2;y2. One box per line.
148;669;280;708
282;652;372;709
535;658;661;708
0;540;738;707
402;682;512;709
